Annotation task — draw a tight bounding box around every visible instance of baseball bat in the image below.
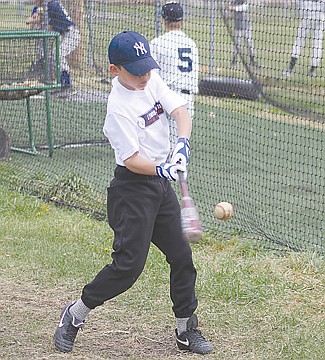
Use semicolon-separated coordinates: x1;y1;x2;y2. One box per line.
178;171;203;243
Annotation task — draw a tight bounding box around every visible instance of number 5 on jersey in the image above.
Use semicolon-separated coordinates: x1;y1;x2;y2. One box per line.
178;48;192;72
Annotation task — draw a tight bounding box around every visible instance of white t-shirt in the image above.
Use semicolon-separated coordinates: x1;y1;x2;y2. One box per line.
150;30;199;95
103;71;187;166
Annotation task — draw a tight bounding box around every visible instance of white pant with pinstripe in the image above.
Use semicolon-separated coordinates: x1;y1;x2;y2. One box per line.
291;15;325;67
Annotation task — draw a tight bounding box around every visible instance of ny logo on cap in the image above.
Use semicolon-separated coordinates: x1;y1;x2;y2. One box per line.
134;42;147;57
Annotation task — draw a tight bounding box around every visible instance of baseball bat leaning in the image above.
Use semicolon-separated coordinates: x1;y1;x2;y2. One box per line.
178;171;203;243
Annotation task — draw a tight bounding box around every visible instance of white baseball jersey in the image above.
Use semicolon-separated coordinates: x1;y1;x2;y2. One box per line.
150;30;199;95
103;71;187;166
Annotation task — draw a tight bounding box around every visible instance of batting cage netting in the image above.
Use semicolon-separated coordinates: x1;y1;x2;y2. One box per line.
0;0;324;254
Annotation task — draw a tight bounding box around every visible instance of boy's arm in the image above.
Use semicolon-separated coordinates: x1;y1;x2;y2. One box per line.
124;152;185;181
26;6;43;30
170;105;192;139
26;13;41;29
124;152;159;175
169;106;192;168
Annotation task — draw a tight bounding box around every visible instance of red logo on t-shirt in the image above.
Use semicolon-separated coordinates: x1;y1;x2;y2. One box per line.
140;102;164;127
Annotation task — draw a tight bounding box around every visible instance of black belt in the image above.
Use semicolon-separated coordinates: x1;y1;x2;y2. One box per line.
181;89;191;95
114;165;158;180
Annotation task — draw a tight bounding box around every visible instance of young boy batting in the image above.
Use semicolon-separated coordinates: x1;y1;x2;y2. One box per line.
54;30;212;355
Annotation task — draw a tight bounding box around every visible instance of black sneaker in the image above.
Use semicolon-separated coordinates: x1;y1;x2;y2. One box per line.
175;314;212;354
308;69;316;77
54;301;84;353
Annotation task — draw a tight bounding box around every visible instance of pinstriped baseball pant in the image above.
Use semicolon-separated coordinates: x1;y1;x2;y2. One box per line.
81;166;198;318
233;27;255;58
57;26;81;72
291;17;325;67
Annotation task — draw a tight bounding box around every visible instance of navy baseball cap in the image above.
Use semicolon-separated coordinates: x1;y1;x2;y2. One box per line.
162;2;183;22
108;30;160;76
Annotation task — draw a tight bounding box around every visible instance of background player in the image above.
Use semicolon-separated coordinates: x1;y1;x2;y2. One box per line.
150;2;199;147
26;1;44;67
226;0;258;68
283;0;325;77
26;1;43;31
31;0;81;96
54;30;212;356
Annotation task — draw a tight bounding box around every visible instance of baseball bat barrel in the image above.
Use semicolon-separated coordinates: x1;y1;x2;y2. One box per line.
177;171;203;243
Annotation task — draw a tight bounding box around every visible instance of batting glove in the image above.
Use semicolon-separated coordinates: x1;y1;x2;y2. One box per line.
171;138;190;167
156;162;187;182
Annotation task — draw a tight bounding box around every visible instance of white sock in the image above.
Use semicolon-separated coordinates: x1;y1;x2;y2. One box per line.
69;299;91;321
176;317;189;335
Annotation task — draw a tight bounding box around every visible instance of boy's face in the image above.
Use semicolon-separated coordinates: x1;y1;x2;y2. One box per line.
109;65;151;91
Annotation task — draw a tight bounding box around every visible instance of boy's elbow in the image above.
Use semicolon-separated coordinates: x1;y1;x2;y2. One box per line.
171;105;190;118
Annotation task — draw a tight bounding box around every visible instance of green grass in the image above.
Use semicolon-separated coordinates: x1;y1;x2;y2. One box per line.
0;184;324;359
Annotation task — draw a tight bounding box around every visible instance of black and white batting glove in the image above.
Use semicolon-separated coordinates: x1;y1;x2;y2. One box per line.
156;162;187;182
171;138;190;167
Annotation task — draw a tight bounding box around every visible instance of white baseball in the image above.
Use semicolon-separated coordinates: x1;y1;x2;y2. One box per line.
214;202;234;221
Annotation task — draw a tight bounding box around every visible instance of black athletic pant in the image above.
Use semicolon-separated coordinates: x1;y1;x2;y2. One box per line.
81;166;198;318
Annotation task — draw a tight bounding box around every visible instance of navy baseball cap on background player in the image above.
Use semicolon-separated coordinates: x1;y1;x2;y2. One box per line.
162;2;183;22
108;30;160;76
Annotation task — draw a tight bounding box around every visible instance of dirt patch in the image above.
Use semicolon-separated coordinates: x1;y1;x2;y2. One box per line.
0;275;213;359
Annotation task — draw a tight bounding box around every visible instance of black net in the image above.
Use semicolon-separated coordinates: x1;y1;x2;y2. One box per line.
0;30;59;100
0;0;324;254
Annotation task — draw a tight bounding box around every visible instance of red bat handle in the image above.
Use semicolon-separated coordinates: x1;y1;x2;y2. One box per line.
177;171;189;197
